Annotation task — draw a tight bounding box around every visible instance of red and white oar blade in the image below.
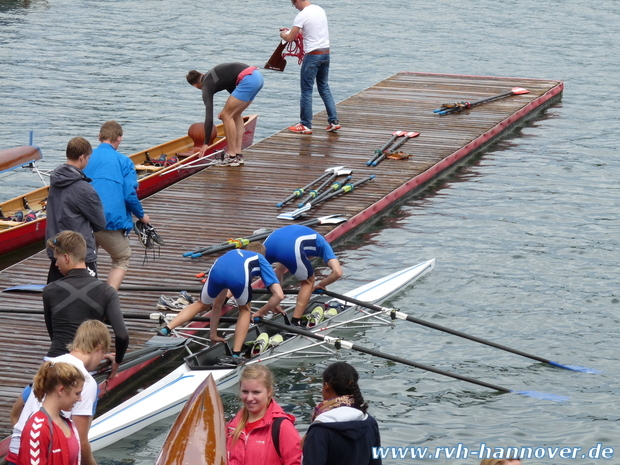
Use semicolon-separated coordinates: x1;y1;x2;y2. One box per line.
405;132;420;138
392;130;405;136
511;87;530;95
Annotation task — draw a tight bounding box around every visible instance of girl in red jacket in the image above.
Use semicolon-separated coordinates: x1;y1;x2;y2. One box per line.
18;362;85;465
227;364;302;465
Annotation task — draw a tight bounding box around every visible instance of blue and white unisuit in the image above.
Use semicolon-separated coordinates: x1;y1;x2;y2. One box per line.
200;249;279;305
264;225;337;280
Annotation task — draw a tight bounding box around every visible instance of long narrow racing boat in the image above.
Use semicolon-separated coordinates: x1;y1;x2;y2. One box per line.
0;115;257;256
154;374;227;465
88;259;435;451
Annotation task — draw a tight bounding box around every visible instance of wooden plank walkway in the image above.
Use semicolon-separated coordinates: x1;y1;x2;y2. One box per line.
0;72;562;438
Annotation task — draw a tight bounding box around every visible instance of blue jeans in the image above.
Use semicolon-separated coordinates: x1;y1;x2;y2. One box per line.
300;53;338;128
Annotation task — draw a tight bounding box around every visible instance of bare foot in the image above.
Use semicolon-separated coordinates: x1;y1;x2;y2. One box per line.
210;335;226;344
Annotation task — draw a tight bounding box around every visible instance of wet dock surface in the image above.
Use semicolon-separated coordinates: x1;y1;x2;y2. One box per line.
0;72;562;438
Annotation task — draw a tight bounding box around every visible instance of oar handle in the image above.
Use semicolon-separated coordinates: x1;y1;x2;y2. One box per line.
276;188;306;208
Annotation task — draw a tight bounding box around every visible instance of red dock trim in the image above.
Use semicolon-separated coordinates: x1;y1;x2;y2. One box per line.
325;81;564;243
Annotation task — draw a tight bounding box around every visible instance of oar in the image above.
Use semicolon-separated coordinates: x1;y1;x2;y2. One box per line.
308;176;351;206
434;87;530;115
0;308;210;319
312;175;376;205
183;214;347;258
297;167;352;207
367;131;404;166
278;176;376;221
255;317;568;401
316;289;600;374
276;166;345;208
372;131;420;167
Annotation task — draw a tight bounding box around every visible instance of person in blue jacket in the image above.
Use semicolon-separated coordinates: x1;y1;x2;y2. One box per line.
159;244;284;361
263;225;342;326
84;121;150;289
302;362;381;465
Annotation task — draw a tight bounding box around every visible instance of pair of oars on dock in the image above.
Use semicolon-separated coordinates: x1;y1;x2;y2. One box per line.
366;131;420;167
276;166;375;220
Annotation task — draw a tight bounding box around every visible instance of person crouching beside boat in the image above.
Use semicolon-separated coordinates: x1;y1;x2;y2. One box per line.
158;243;284;363
227;364;302;465
263;225;342;327
15;362;85;465
302;362;381;465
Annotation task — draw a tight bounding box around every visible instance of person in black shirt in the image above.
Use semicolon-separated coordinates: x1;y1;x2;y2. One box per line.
44;230;129;378
186;62;264;166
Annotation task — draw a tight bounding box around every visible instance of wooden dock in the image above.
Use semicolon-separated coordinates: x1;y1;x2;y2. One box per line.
0;72;562;439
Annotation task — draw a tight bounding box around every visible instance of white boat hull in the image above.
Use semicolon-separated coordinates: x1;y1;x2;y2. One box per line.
89;259;435;451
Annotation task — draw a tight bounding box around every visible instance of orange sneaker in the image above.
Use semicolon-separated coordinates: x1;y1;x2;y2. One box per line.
325;122;341;132
288;123;312;134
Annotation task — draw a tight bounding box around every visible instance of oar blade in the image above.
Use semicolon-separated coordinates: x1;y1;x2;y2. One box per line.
511;87;530;95
513;390;570;402
548;361;603;374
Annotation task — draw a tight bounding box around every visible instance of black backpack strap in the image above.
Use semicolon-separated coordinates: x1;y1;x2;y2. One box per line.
271;417;286;459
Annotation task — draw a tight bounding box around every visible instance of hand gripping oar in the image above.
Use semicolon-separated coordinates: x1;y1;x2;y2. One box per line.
316;289;601;374
367;131;404;166
278;176;376;220
183;214;347;258
372;131;420;167
255;317;568;401
434;87;530;115
297;167;352;207
276;166;346;208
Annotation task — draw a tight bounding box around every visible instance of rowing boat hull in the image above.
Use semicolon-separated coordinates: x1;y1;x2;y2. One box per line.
154;374;227;465
88;259;435;451
0;115;257;256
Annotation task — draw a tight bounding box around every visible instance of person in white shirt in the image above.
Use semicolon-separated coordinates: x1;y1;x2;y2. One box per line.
281;0;340;134
7;320;112;465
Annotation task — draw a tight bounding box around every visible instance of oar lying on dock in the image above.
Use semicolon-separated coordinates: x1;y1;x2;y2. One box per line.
434;87;530;115
278;175;376;220
367;131;404;166
275;166;346;208
297;167;352;207
317;289;601;374
182;214;347;258
256;317;569;402
371;131;419;167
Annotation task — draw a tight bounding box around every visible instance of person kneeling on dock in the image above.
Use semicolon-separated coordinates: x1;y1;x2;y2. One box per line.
263;224;342;327
158;244;284;363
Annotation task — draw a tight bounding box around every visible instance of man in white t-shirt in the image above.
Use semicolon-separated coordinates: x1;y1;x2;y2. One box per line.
7;320;112;465
281;0;340;135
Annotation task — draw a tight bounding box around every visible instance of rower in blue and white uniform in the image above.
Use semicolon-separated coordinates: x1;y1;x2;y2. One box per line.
159;245;284;361
264;224;343;326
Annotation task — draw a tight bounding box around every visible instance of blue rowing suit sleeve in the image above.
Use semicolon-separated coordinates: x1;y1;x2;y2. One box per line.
257;254;279;288
315;234;337;263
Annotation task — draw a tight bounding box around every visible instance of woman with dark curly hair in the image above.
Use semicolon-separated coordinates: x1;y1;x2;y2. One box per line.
303;362;381;465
